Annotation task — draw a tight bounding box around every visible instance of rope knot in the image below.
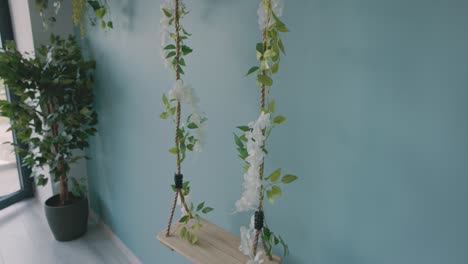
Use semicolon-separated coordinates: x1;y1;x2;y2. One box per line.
174;173;183;189
254;211;264;230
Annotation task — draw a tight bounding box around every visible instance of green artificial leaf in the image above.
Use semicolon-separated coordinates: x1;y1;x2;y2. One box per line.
271;185;282;196
180;226;187;239
282;174;298;184
237;126;250;132
187;123;198;129
181;45;193;55
187;144;194;151
267;168;282;182
96;8;106;19
160;112;169;119
234;134;243;148
246;66;259;76
240;134;248;142
196;202;205;211
267;190;274;203
271;63;279;73
202;207;213;214
278;38;286;55
268;100;276;113
264;49;277;59
190;233;198;244
273;116;286;124
273;12;289;32
162;8;172;17
179;215;190;223
164;44;176;50
182;27;192;36
107;21;113;28
87;1;101;10
276;23;289;33
256;42;264;53
168;147;178;154
257;74;273;86
166;51;176;58
162;94;170;108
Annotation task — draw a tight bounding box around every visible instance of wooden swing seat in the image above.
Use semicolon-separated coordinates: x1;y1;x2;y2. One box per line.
157;218;281;264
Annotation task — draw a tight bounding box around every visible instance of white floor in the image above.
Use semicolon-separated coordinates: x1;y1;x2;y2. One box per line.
0;167;20;197
0;199;132;264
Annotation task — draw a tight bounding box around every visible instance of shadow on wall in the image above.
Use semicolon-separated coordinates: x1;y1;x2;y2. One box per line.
113;0;137;31
199;0;235;19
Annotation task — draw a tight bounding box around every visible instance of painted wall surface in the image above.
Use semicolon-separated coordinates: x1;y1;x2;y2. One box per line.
85;1;468;263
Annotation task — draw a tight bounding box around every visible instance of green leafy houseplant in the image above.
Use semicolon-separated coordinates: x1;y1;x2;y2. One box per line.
35;0;113;36
0;34;97;206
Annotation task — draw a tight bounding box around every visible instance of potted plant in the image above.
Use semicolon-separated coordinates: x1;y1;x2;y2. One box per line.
0;34;97;241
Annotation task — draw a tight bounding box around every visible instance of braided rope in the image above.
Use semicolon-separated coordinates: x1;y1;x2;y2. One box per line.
166;0;184;235
253;230;261;256
175;102;181;174
253;1;271;258
166;190;179;236
174;0;182;175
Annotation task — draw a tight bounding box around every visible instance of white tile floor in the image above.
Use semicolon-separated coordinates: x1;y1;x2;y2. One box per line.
0;199;132;264
0;167;20;197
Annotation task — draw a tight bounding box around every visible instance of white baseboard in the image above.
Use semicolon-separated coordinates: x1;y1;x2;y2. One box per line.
89;211;142;264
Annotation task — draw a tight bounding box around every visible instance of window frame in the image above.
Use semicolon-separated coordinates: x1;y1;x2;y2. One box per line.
0;0;33;210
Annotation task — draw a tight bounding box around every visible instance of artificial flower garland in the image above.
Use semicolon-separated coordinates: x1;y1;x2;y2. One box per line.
159;0;213;245
234;0;298;263
35;0;113;36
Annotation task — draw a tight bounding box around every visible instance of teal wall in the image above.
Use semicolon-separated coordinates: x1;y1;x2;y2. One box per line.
85;0;468;263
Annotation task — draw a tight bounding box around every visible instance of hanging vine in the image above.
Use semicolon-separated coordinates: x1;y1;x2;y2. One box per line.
159;0;213;245
35;0;113;36
234;0;297;262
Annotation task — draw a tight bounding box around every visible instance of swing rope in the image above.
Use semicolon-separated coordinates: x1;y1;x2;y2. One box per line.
165;0;192;237
252;2;274;261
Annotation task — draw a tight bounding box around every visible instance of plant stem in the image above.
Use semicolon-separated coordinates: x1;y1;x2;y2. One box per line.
47;101;69;205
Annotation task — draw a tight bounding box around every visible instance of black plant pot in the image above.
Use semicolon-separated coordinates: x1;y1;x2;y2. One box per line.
44;193;89;241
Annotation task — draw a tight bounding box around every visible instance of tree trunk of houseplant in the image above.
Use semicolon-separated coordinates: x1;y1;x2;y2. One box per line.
43;103;88;241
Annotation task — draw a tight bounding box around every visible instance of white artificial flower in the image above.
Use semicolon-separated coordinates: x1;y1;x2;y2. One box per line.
188;113;202;127
239;215;256;256
168;80;186;101
177;194;190;216
248;252;265;264
53;1;62;15
258;0;284;30
235;112;271;212
160;0;176;14
167;80;207;152
240;226;253;256
193;141;202;152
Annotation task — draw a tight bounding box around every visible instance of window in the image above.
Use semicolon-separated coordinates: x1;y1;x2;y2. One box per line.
0;0;33;210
